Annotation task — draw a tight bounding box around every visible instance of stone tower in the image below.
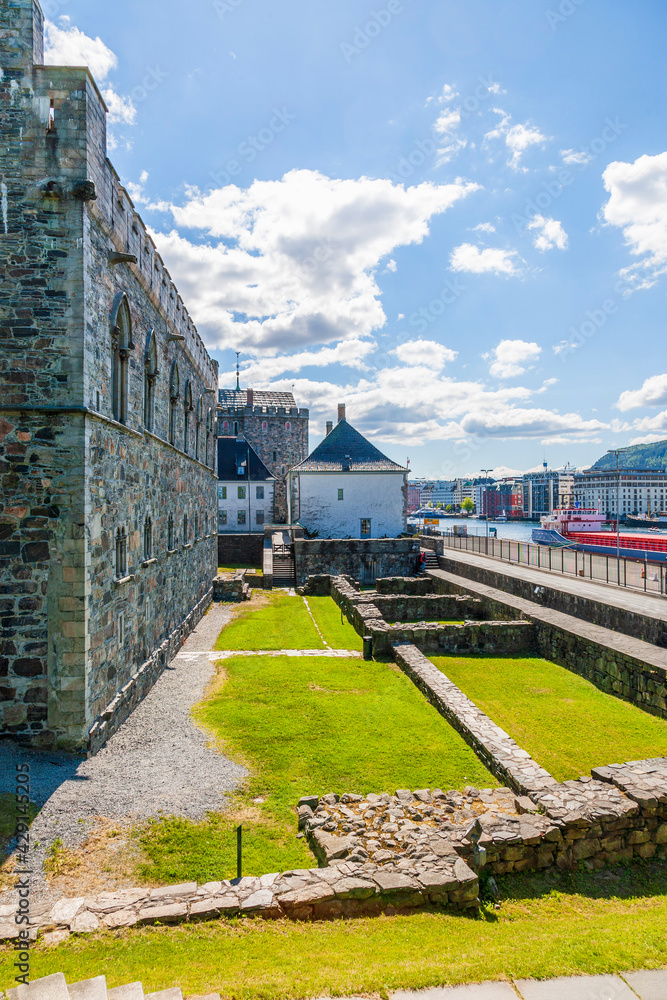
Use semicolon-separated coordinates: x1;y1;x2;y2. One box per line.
0;0;218;750
218;388;309;523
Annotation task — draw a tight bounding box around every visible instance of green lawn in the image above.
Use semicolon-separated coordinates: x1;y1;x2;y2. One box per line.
138;653;494;884
305;595;363;649
4;863;667;999
215;593;324;650
432;655;667;781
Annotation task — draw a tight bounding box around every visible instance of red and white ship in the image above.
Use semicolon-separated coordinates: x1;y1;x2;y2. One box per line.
532;508;667;563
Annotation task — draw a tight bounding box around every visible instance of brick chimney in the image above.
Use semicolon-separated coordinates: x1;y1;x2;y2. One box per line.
326;421;333;436
337;403;346;423
247;388;254;406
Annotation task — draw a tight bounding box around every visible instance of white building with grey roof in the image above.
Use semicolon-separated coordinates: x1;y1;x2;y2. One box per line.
288;405;407;539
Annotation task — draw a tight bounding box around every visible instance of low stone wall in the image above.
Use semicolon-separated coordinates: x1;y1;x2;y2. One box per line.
87;589;212;756
439;550;667;648
431;567;667;722
372;594;489;622
217;533;264;567
329;575;534;658
300;574;333;596
0;857;479;943
391;645;667;874
371;622;536;657
294;538;420;586
212;573;251;602
394;644;554;795
376;576;433;595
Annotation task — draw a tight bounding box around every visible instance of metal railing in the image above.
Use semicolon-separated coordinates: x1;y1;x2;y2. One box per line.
441;532;667;597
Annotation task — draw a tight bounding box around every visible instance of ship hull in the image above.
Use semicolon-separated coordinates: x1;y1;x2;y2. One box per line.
532;530;667;563
624;515;667;528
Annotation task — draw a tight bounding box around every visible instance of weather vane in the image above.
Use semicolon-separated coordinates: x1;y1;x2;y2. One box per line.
235;351;241;391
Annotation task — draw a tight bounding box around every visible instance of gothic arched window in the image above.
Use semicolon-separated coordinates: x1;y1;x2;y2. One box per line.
183;380;193;454
144;330;158;431
115;526;127;577
111;294;133;424
206;408;213;467
195;397;203;461
169;362;180;446
144;516;153;560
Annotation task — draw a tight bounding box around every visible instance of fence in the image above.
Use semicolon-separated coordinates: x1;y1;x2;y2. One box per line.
442;532;667;597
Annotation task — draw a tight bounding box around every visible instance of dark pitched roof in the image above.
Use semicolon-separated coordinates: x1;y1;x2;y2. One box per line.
293;419;406;473
218;389;297;408
217;437;275;482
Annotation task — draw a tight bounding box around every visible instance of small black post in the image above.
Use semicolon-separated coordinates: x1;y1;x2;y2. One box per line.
363;635;373;661
236;824;242;880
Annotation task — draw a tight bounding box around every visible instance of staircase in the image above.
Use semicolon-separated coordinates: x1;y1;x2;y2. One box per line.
7;973;219;1000
421;548;439;572
272;542;296;588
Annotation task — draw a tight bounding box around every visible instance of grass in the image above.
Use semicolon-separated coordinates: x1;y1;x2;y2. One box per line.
305;595;363;649
215;593;324;650
137;653;495;884
3;862;667;998
218;564;260;574
432;655;667;781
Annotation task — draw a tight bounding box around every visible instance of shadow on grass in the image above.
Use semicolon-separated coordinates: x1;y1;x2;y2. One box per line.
483;857;667;907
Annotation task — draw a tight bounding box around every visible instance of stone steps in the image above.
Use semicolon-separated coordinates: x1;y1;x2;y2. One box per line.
5;973;218;1000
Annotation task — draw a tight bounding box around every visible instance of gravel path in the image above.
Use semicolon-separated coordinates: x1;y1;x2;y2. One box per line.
0;601;246;901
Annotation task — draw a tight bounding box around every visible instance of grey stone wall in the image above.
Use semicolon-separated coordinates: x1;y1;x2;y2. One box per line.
294;538;420;585
0;2;218;749
217;533;264;566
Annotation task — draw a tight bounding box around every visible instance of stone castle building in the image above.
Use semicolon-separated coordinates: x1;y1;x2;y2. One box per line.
218;387;308;522
0;0;218;750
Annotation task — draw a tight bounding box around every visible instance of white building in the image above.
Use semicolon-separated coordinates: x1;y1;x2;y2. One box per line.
574;467;667;517
217;436;275;533
288;405;407;539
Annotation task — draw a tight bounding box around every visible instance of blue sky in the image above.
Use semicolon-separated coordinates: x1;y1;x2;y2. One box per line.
44;0;667;477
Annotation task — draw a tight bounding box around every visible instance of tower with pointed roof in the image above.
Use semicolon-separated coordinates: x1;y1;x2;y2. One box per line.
288;405;407;538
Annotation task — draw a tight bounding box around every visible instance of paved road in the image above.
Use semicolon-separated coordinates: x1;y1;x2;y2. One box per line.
323;968;666;999
441;547;667;624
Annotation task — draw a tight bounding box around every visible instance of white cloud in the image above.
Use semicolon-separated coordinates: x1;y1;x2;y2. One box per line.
426;83;458;106
527;214;568;251
101;88;136;125
602;151;667;290
561;148;593;167
552;339;580;356
450;243;522;276
44;18;136;133
222;339;377;383
485;110;549;171
153;169;480;351
44;18;117;79
391;340;457;370
435;139;468;166
616;374;667;411
484;339;541;379
239;359;603;449
471;222;496;233
434;109;461;136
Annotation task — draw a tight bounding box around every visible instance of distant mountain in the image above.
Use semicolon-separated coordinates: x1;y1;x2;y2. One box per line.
591;440;667;471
